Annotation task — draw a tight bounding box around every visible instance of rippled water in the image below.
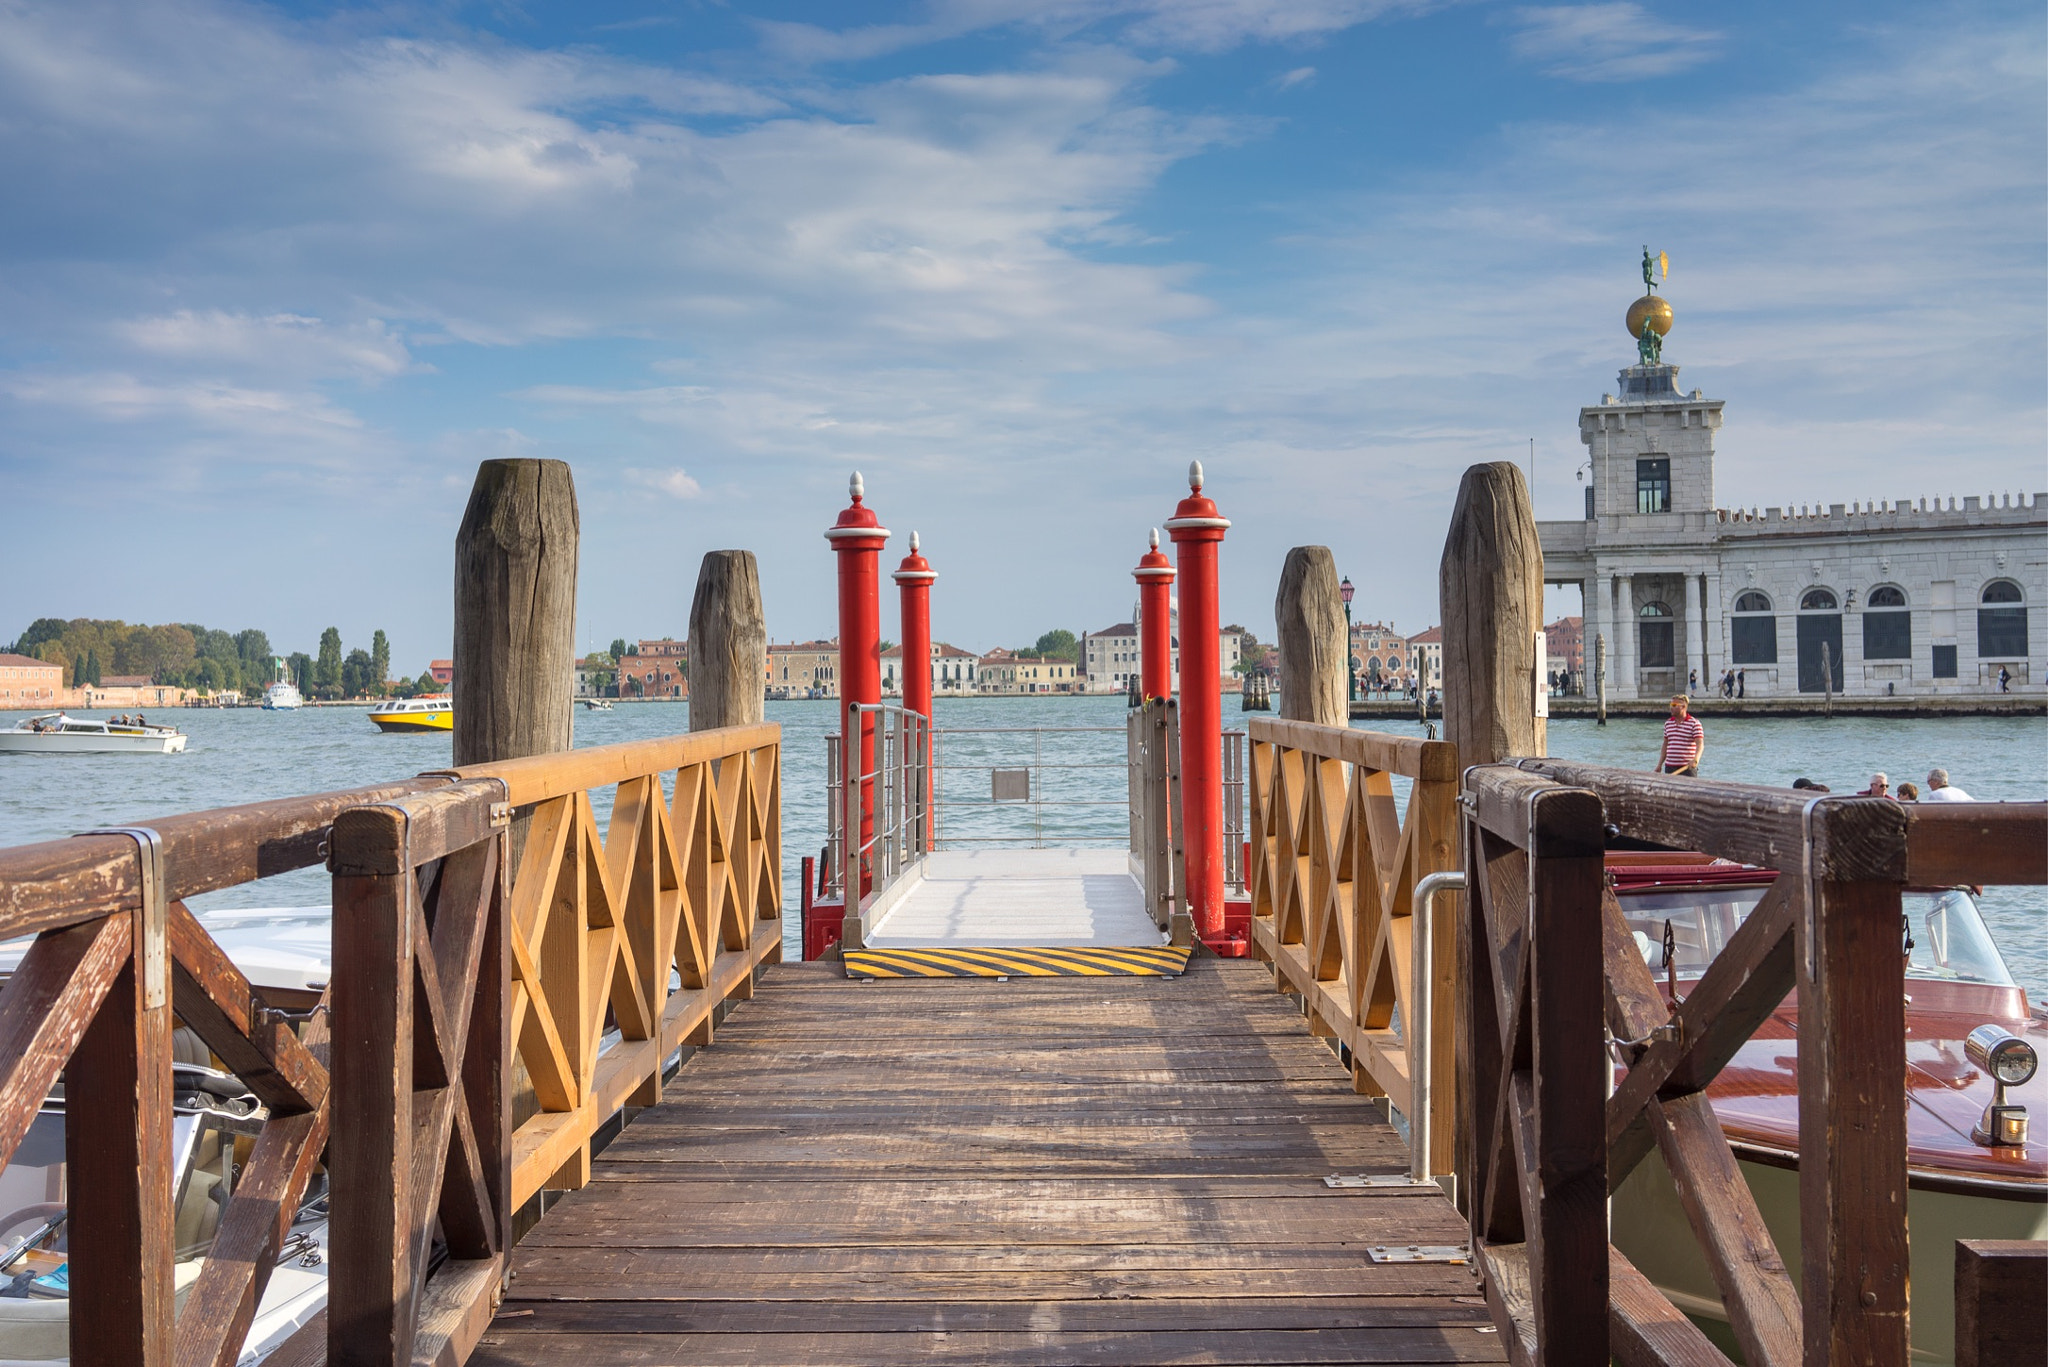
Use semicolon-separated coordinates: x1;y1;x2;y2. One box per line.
1;699;2040;995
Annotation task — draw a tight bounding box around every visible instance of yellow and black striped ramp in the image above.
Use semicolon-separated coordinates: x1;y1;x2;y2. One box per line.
843;945;1192;979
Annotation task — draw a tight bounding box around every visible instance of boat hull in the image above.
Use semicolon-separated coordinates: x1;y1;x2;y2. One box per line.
0;730;187;754
1613;1141;2048;1364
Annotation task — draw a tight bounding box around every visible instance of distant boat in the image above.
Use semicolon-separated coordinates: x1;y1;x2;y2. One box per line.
579;698;614;711
0;713;188;755
367;697;451;733
263;680;304;710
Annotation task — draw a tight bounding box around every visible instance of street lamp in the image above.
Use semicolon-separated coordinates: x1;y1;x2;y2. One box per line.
1340;576;1356;703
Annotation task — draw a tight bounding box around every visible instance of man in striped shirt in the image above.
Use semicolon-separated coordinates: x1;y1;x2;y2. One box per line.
1659;695;1704;776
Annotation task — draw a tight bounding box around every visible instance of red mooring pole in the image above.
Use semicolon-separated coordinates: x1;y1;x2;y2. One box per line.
1165;461;1229;942
1134;528;1175;702
828;472;889;893
893;531;936;851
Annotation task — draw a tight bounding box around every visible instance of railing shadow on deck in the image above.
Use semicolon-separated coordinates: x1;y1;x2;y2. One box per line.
0;722;780;1366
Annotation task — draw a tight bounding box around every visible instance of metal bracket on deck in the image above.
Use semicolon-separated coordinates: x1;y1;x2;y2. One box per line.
1323;1174;1441;1189
1365;1244;1470;1265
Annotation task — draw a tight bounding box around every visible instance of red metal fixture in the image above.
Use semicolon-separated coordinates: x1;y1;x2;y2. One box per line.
893;530;937;851
1165;461;1230;945
827;472;889;895
1133;528;1176;702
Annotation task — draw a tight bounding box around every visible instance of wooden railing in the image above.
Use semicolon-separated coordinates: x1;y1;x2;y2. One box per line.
1245;719;1461;1175
0;722;780;1365
1460;759;2046;1366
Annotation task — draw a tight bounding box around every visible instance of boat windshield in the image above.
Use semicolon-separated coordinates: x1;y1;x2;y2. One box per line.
1621;883;2016;988
1904;888;2016;986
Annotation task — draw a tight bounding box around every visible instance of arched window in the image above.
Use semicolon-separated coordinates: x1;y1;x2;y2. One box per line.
1731;591;1777;663
1864;585;1910;659
1367;656;1381;673
1638;601;1675;668
1800;588;1838;612
1979;580;2028;657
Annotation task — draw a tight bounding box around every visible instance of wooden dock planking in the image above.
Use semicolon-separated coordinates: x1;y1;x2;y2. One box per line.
477;960;1502;1366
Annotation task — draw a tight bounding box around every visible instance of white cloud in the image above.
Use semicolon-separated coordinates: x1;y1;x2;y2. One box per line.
1506;4;1722;81
115;311;412;381
625;466;704;499
1275;66;1317;90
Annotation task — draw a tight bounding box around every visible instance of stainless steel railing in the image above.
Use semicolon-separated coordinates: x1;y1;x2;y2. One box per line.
927;725;1128;850
823;703;930;948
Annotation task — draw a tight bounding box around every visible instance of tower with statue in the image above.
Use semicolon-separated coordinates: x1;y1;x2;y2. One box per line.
1533;253;2042;704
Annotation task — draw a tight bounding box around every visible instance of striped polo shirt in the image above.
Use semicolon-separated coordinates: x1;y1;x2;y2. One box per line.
1661;714;1704;770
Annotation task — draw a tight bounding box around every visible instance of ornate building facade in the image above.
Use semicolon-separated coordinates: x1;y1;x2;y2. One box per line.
1539;340;2042;699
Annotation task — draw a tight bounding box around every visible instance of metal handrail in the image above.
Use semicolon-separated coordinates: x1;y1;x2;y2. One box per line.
823;703;930;948
1409;870;1466;1187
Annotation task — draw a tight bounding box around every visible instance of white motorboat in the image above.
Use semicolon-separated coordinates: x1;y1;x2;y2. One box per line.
0;906;335;1362
0;714;187;755
579;697;614;711
262;681;303;710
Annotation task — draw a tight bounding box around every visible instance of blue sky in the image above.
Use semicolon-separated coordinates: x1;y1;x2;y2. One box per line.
2;0;2042;670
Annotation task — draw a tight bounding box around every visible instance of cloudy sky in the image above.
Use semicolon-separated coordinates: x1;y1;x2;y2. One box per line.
1;0;2041;670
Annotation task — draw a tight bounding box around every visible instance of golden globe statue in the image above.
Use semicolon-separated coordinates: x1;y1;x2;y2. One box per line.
1626;293;1673;342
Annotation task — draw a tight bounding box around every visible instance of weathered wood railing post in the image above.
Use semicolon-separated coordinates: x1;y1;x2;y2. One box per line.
1274;546;1346;727
1799;798;1909;1365
453;457;579;774
689;551;766;732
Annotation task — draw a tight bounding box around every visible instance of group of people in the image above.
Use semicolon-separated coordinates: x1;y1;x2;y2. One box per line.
1792;769;1974;801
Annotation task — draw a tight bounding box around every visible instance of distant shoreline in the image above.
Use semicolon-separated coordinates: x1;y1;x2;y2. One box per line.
1350;696;2047;721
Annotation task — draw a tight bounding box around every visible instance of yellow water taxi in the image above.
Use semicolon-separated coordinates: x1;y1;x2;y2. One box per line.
367;696;452;733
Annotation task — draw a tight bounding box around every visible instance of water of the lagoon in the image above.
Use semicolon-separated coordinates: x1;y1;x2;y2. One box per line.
1;696;2042;998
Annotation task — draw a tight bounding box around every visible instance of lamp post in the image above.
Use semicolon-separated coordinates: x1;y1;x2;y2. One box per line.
1340;576;1356;703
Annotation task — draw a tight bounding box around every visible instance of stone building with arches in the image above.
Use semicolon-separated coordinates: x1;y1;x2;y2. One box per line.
1538;360;2043;700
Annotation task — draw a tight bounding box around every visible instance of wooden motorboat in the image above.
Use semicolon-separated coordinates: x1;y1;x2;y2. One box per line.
1606;852;2046;1363
0;714;187;755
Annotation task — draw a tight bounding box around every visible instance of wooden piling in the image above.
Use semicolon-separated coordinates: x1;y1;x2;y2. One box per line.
688;551;767;732
1273;546;1347;727
452;459;578;768
1438;462;1546;768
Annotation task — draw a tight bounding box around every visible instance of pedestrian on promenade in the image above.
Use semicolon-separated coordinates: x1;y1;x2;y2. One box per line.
1658;695;1704;776
1736;669;1746;698
1998;666;2012;693
1689;668;1698;694
1924;769;1974;801
1859;772;1896;799
1896;781;1920;801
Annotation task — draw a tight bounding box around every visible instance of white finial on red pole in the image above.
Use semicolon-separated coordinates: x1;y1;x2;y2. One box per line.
850;471;865;502
1188;460;1204;492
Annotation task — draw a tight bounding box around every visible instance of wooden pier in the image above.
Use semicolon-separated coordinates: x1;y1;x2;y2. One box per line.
479;961;1497;1365
0;457;2039;1366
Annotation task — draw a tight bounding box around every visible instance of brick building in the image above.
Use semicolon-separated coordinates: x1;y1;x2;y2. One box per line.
618;639;688;698
768;641;838;698
0;654;64;709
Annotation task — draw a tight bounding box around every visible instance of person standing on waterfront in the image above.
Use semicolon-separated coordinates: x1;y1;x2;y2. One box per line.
1658;695;1704;776
1998;665;2012;693
1736;669;1746;698
1924;769;1974;801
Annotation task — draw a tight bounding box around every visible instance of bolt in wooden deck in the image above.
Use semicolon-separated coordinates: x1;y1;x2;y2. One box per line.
476;959;1502;1365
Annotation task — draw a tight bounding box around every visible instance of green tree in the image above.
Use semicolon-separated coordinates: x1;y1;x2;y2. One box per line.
9;619;69;656
313;628;343;699
608;638;629;661
235;629;274;681
81;649;102;687
415;669;440;695
1033;629;1078;661
341;648;374;698
582;650;617;695
288;652;313;694
370;630;391;696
